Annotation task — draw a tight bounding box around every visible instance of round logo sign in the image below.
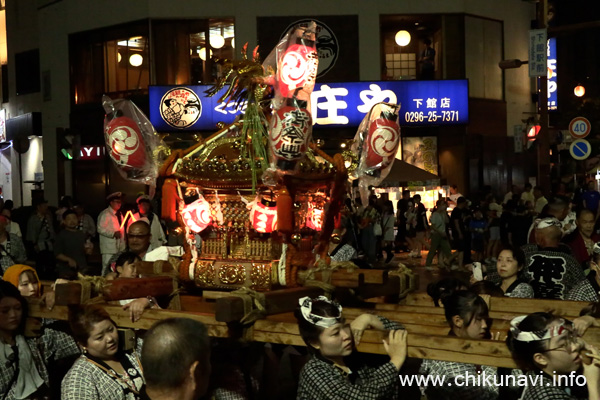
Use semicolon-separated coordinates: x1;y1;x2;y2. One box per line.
569;116;591;139
160;87;202;129
282;19;339;78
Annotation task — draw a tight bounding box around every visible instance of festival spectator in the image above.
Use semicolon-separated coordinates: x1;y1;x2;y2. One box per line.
412;194;429;257
295;296;407;399
450;197;468;269
141;318;211;400
73;201;97;240
55;210;88;279
508;204;532;248
2;264;60;311
520;183;535;208
447;184;463;208
506;313;600;399
493;246;534;298
404;200;419;257
523;218;588;299
105;252;159;322
56;195;74;223
566;243;600;303
134;196;166;250
358;196;380;266
381;201;396;263
62;305;144;399
419;291;501;399
583;181;600;217
0;215;27;275
527;196;577;242
469;207;487;262
425;200;454;271
395;190;412;252
533;186;548;215
0;280;80;399
325;228;358;263
98;192;126;276
418;38;435;80
502;185;520;205
564;209;600;265
26;199;56;279
485;201;502;265
1;209;22;238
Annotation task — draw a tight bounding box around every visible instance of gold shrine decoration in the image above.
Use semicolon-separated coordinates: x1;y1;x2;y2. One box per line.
193;260;273;291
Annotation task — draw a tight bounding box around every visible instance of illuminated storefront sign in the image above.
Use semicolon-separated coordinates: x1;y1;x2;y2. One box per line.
149;80;469;132
78;146;106;160
547;38;557;111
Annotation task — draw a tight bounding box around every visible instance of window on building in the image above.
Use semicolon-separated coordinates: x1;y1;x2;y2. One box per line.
152;18;235;86
70;18;236;105
70;20;150;105
380;15;442;81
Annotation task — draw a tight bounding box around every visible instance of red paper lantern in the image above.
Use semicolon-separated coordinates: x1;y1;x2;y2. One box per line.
278;43;318;98
363;111;400;170
104;116;147;170
306;203;324;231
250;198;278;233
181;197;212;233
269;105;312;169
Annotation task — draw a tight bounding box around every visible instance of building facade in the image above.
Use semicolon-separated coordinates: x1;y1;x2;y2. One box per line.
2;0;535;212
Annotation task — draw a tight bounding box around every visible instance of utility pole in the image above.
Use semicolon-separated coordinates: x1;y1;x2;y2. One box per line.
537;0;551;194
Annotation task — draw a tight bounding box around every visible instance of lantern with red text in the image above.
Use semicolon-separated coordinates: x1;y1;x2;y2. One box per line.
105;116;147;170
181;197;212;233
250;198;278;233
269;102;312;171
306;203;324;231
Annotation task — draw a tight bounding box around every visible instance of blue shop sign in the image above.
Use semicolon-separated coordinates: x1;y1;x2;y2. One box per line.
547;38;557;111
149;80;469;131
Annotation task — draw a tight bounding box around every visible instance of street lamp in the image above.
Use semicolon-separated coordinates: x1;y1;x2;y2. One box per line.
498;59;529;69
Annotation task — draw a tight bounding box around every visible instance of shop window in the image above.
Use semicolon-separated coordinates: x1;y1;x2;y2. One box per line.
70;19;235;105
153;18;235;85
380;15;442;81
70;20;149;105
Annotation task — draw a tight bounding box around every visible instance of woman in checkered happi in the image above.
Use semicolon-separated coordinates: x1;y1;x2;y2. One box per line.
295;296;407;400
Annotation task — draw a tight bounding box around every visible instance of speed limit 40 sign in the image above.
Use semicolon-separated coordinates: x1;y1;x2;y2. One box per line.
569;117;591;139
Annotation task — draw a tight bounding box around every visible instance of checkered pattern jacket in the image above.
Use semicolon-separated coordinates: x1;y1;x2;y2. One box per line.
419;359;499;400
520;370;584;400
566;279;599;302
61;350;144;400
0;327;80;399
296;316;403;400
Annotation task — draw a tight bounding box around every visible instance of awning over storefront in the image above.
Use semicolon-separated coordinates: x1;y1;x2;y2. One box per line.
378;159;440;188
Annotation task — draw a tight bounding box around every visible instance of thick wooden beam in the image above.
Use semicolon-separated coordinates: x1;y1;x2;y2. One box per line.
399;292;588;319
54;277;177;305
136;261;177;276
25;298;600;369
215;286;324;323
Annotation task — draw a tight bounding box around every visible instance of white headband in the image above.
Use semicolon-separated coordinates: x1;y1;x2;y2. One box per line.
510;315;570;342
299;296;342;328
536;217;562;230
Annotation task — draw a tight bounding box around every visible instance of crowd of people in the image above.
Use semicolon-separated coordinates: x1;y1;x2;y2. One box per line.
2;179;600;398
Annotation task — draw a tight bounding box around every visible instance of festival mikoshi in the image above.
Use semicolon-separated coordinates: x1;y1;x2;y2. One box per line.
102;21;404;293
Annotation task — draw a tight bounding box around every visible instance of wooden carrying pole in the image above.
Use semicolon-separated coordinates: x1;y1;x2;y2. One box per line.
26;298;600;369
54;276;176;306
